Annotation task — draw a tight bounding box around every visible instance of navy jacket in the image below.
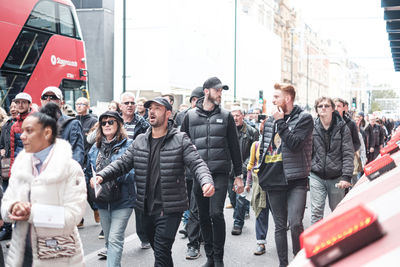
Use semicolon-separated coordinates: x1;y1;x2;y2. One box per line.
88;138;135;210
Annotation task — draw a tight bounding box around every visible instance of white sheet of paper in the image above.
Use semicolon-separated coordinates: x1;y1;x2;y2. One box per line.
32;204;65;228
92;165;102;197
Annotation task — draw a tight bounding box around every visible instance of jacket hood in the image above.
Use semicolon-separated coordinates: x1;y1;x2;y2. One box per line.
289;105;303;117
11;138;73;185
144;119;177;141
315;110;345;133
195;97;220;116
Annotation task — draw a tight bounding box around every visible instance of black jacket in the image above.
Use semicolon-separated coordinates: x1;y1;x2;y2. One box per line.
343;113;361;152
311;112;354;182
0;118;15;158
238;122;259;176
365;124;384;149
76;114;98;156
259;105;313;181
97;123;213;214
181;98;242;176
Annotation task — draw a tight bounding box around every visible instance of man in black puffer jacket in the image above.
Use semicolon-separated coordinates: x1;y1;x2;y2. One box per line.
181;77;243;267
310;97;354;225
92;97;215;267
257;83;313;267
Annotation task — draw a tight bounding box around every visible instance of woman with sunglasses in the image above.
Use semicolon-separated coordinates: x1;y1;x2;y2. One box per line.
1;102;86;266
309;97;354;225
87;111;135;266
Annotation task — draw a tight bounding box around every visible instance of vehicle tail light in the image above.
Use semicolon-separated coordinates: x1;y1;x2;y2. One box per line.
300;204;384;267
387;131;400;145
364;154;396;180
380;142;400;156
80;68;88;77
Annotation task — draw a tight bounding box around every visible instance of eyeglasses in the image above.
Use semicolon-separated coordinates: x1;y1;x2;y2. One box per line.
101;120;117;126
317;104;331;109
122;101;135;106
41;94;59;100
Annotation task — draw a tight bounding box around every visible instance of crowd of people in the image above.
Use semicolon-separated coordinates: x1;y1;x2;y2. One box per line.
0;79;398;267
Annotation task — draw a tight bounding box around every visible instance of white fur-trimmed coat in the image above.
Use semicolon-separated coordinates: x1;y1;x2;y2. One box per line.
1;138;87;267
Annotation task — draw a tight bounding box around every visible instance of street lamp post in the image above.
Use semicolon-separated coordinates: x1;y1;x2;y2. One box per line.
290;29;294;84
122;0;126;93
306;45;309;110
234;0;237;102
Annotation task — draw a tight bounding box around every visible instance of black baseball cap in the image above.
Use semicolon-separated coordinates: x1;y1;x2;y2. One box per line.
99;110;123;124
190;87;204;102
144;97;173;111
203;77;229;90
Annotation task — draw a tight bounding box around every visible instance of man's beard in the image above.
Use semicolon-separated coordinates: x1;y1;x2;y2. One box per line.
280;103;288;113
208;95;221;105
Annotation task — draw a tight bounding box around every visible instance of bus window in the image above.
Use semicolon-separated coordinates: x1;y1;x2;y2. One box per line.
26;0;57;33
59;5;75;38
0;71;30;110
3;30;50;72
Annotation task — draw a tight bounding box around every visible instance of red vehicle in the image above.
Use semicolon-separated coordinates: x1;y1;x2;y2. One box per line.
0;0;88;111
290;131;400;267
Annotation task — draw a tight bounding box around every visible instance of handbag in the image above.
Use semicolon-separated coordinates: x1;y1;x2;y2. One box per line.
1;157;10;179
36;234;76;259
88;179;121;203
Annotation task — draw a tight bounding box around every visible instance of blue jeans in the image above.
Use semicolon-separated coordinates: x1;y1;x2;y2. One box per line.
309;172;345;224
232;194;250;228
255;203;270;244
267;184;307;267
99;208;133;267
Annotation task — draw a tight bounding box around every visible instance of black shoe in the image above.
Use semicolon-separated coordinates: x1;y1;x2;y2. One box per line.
98;230;104;239
186;247;201;260
0;229;12;241
202;258;214;267
179;229;188;238
231;225;242;235
214;261;224;267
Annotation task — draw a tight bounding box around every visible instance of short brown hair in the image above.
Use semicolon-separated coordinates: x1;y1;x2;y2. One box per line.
314;97;335;113
274;83;296;101
334;98;346;106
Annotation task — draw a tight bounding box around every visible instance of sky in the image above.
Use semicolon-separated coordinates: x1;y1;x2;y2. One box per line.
292;0;399;87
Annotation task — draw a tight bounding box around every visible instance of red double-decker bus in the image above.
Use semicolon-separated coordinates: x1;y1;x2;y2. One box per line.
0;0;88;111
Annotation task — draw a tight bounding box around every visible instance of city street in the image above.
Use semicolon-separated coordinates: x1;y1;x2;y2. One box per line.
80;193;314;266
0;192;327;266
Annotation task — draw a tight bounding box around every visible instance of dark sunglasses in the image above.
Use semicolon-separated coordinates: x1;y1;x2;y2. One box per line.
123;101;135;106
41;94;59;100
101;120;117;126
317;104;331;109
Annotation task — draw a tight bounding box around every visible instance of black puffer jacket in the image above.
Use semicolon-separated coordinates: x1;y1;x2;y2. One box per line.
259;105;313;181
97;122;213;214
181;98;242;176
311;112;354;182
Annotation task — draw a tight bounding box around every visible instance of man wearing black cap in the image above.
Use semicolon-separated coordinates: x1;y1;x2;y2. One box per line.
175;86;204;128
175;86;205;259
181;77;243;267
92;97;215;267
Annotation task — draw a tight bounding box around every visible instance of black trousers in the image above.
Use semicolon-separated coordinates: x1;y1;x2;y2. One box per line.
193;173;228;262
135;208;149;243
186;189;201;249
143;212;182;267
267;185;307;267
